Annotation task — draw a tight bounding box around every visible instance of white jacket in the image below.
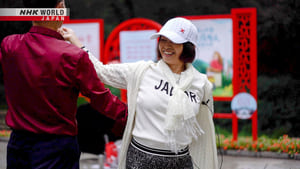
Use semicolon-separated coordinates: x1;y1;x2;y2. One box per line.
88;55;218;169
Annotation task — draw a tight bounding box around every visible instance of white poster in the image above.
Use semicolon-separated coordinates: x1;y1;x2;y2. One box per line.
63;22;101;60
191;18;233;97
120;30;157;63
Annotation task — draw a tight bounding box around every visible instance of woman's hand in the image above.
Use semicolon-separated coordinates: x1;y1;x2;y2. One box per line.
58;27;84;48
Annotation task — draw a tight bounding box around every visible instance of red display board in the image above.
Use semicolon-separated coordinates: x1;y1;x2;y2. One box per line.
103;18;162;64
232;8;258;141
184;8;257;141
103;18;162;102
64;19;104;61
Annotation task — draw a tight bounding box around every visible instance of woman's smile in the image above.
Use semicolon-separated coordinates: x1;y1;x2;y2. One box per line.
162;50;175;57
159;36;183;65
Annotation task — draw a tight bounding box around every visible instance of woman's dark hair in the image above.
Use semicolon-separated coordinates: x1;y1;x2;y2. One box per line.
157;37;196;63
179;42;196;63
23;0;63;8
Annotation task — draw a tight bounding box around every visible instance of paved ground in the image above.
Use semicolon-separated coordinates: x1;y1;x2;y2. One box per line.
0;140;6;169
1;140;300;169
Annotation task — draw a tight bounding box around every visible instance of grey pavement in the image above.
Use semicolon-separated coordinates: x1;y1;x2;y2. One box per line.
1;140;300;169
0;140;7;169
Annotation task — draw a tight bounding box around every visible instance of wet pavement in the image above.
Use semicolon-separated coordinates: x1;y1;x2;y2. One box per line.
1;140;300;169
79;153;300;169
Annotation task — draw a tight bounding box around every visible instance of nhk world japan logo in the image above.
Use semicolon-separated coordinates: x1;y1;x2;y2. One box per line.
0;8;69;21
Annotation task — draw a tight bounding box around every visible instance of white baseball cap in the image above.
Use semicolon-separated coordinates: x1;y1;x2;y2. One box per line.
150;17;198;46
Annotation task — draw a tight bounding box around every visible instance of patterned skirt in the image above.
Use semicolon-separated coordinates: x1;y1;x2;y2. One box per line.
126;138;193;169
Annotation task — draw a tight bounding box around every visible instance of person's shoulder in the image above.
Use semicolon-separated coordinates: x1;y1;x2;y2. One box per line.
133;60;154;65
1;34;23;48
57;40;81;52
125;60;154;70
192;66;207;80
1;34;25;56
59;42;87;60
192;66;213;88
2;34;22;41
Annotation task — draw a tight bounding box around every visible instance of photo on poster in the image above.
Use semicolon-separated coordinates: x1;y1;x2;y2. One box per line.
190;18;233;98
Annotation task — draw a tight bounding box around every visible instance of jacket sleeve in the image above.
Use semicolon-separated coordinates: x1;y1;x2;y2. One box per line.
203;80;214;116
74;50;128;122
190;79;218;169
86;49;141;90
0;48;2;63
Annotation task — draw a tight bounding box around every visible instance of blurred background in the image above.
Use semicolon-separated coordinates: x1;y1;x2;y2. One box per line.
0;0;299;139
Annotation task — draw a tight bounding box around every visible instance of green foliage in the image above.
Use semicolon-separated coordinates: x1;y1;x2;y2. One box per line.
215;75;299;138
219;134;300;156
76;84;121;107
257;75;300;137
105;85;121;98
0;130;11;137
77;97;88;107
192;59;208;74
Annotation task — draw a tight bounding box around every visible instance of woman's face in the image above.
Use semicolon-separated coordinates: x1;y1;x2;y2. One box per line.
213;52;219;60
159;36;183;65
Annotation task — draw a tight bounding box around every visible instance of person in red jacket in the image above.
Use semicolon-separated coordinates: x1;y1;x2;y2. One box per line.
0;0;127;168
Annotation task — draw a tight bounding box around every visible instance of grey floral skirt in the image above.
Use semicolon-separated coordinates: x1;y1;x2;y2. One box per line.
126;138;193;169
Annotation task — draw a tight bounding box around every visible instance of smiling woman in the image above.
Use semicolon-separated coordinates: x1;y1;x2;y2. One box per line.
157;36;196;73
158;36;184;73
62;17;218;169
151;17;197;75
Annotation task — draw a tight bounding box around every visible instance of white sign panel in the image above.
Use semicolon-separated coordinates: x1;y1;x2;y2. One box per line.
192;19;232;67
120;30;157;63
63;22;101;60
190;18;233;97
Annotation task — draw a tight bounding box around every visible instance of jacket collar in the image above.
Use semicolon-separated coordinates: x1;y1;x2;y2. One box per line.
29;26;64;40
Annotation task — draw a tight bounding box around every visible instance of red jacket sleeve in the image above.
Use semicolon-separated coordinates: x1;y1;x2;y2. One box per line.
74;51;128;127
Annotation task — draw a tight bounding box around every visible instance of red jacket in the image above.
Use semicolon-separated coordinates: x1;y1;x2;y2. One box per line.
0;26;127;136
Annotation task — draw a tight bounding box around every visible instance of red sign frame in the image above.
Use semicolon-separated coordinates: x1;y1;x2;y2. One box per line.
185;8;257;141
